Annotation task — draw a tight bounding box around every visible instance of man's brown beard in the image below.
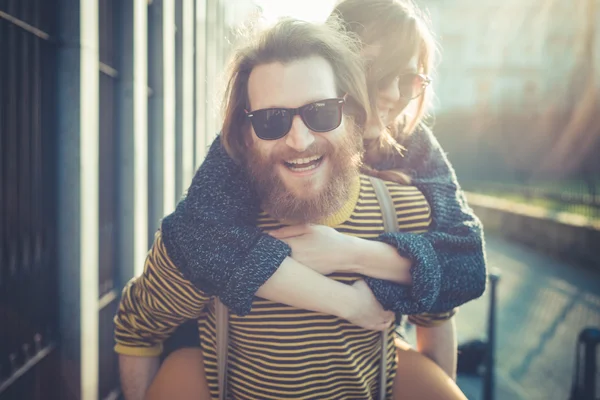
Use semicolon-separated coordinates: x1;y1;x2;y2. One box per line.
246;124;364;223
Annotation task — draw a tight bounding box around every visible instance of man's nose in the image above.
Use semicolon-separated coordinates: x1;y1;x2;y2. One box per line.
379;77;401;105
285;115;315;152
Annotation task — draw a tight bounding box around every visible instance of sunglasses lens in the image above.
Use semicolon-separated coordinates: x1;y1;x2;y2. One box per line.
252;109;293;140
302;99;343;132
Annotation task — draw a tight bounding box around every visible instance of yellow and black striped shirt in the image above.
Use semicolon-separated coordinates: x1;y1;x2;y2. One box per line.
114;175;453;400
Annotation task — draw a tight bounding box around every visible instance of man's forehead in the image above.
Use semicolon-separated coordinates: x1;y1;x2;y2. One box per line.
247;57;338;111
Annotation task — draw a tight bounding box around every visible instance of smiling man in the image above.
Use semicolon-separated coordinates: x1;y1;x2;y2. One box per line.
244;56;363;222
115;19;458;400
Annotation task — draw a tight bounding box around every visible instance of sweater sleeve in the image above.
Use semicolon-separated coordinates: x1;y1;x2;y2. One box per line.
114;231;210;356
365;125;487;314
161;136;291;317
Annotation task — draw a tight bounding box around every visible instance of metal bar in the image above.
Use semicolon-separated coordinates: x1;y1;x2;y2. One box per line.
194;0;207;165
0;17;7;376
175;0;183;198
98;288;118;311
31;0;44;339
20;4;32;280
6;4;20;367
0;344;56;395
146;0;165;246
80;0;101;398
132;0;148;277
0;11;50;40
98;0;117;299
102;388;121;400
163;0;176;214
581;328;598;399
0;17;7;294
181;0;194;186
99;62;119;78
40;0;59;344
483;271;500;400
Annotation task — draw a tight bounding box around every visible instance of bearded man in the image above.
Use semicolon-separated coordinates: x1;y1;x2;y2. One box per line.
115;19;457;400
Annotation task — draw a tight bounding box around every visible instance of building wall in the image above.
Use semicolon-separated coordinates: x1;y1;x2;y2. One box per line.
425;0;598;116
1;0;254;399
422;0;599;179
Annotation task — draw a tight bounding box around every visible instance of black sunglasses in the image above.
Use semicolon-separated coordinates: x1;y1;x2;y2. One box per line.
245;98;345;141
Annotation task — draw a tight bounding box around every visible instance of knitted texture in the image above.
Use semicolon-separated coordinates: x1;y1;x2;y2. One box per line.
364;125;487;313
161;138;291;316
161;126;487;316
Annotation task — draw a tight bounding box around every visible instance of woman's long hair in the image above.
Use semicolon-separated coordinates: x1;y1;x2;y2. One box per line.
329;0;439;182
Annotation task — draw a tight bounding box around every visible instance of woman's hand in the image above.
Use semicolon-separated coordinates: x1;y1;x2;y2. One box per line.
269;224;360;276
269;224;412;284
344;280;394;331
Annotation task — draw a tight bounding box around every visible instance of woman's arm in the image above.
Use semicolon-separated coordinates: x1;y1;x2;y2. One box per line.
161;136;291;315
162;130;484;320
256;257;394;331
365;124;487;314
268;224;413;284
161;136;395;325
415;318;458;380
115;232;212;399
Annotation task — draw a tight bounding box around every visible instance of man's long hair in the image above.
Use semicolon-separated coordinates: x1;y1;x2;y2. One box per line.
219;18;371;163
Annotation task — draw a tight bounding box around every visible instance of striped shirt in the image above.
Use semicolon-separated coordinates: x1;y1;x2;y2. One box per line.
114;175;454;399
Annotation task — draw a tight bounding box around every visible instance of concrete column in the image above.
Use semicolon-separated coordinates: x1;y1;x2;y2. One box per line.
175;0;184;198
163;0;177;214
204;0;218;142
148;0;165;243
132;0;149;277
181;0;196;185
56;0;99;398
195;0;208;164
116;0;148;283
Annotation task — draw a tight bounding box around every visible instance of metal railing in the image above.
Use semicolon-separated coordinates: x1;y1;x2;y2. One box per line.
0;0;59;397
98;0;121;397
462;179;600;220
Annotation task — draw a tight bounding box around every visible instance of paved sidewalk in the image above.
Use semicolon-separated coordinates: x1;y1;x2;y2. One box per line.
453;235;600;400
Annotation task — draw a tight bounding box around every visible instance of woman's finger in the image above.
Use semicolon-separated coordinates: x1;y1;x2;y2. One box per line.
381;311;394;322
376;321;391;331
268;224;311;239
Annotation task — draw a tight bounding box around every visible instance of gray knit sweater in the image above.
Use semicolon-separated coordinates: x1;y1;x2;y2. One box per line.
161;125;487;316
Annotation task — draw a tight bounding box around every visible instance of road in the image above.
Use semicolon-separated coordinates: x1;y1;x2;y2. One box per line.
452;235;600;400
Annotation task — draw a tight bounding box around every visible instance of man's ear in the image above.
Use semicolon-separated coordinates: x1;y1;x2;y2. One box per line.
243;125;254;148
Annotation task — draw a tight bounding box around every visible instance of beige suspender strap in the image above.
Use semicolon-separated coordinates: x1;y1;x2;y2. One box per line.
215;298;229;400
369;176;400;232
368;176;399;400
216;177;398;400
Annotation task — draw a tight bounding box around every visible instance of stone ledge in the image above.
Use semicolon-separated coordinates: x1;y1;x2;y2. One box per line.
465;192;600;269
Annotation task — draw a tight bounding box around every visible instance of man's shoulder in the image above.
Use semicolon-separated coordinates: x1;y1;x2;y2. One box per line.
358;174;422;196
353;175;431;232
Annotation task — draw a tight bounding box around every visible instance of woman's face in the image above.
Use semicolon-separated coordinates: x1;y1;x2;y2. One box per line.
361;43;420;140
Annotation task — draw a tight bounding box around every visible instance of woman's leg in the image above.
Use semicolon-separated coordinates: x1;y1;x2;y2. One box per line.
145;348;211;400
146;327;465;400
145;320;211;400
392;338;468;400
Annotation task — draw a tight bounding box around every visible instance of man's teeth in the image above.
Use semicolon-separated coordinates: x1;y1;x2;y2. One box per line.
289;164;318;172
286;155;321;165
285;155;322;172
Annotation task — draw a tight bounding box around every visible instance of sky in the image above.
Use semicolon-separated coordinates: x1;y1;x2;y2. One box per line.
254;0;338;22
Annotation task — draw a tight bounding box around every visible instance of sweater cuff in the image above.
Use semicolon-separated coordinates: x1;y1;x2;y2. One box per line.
364;278;411;313
219;234;291;316
375;233;442;313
